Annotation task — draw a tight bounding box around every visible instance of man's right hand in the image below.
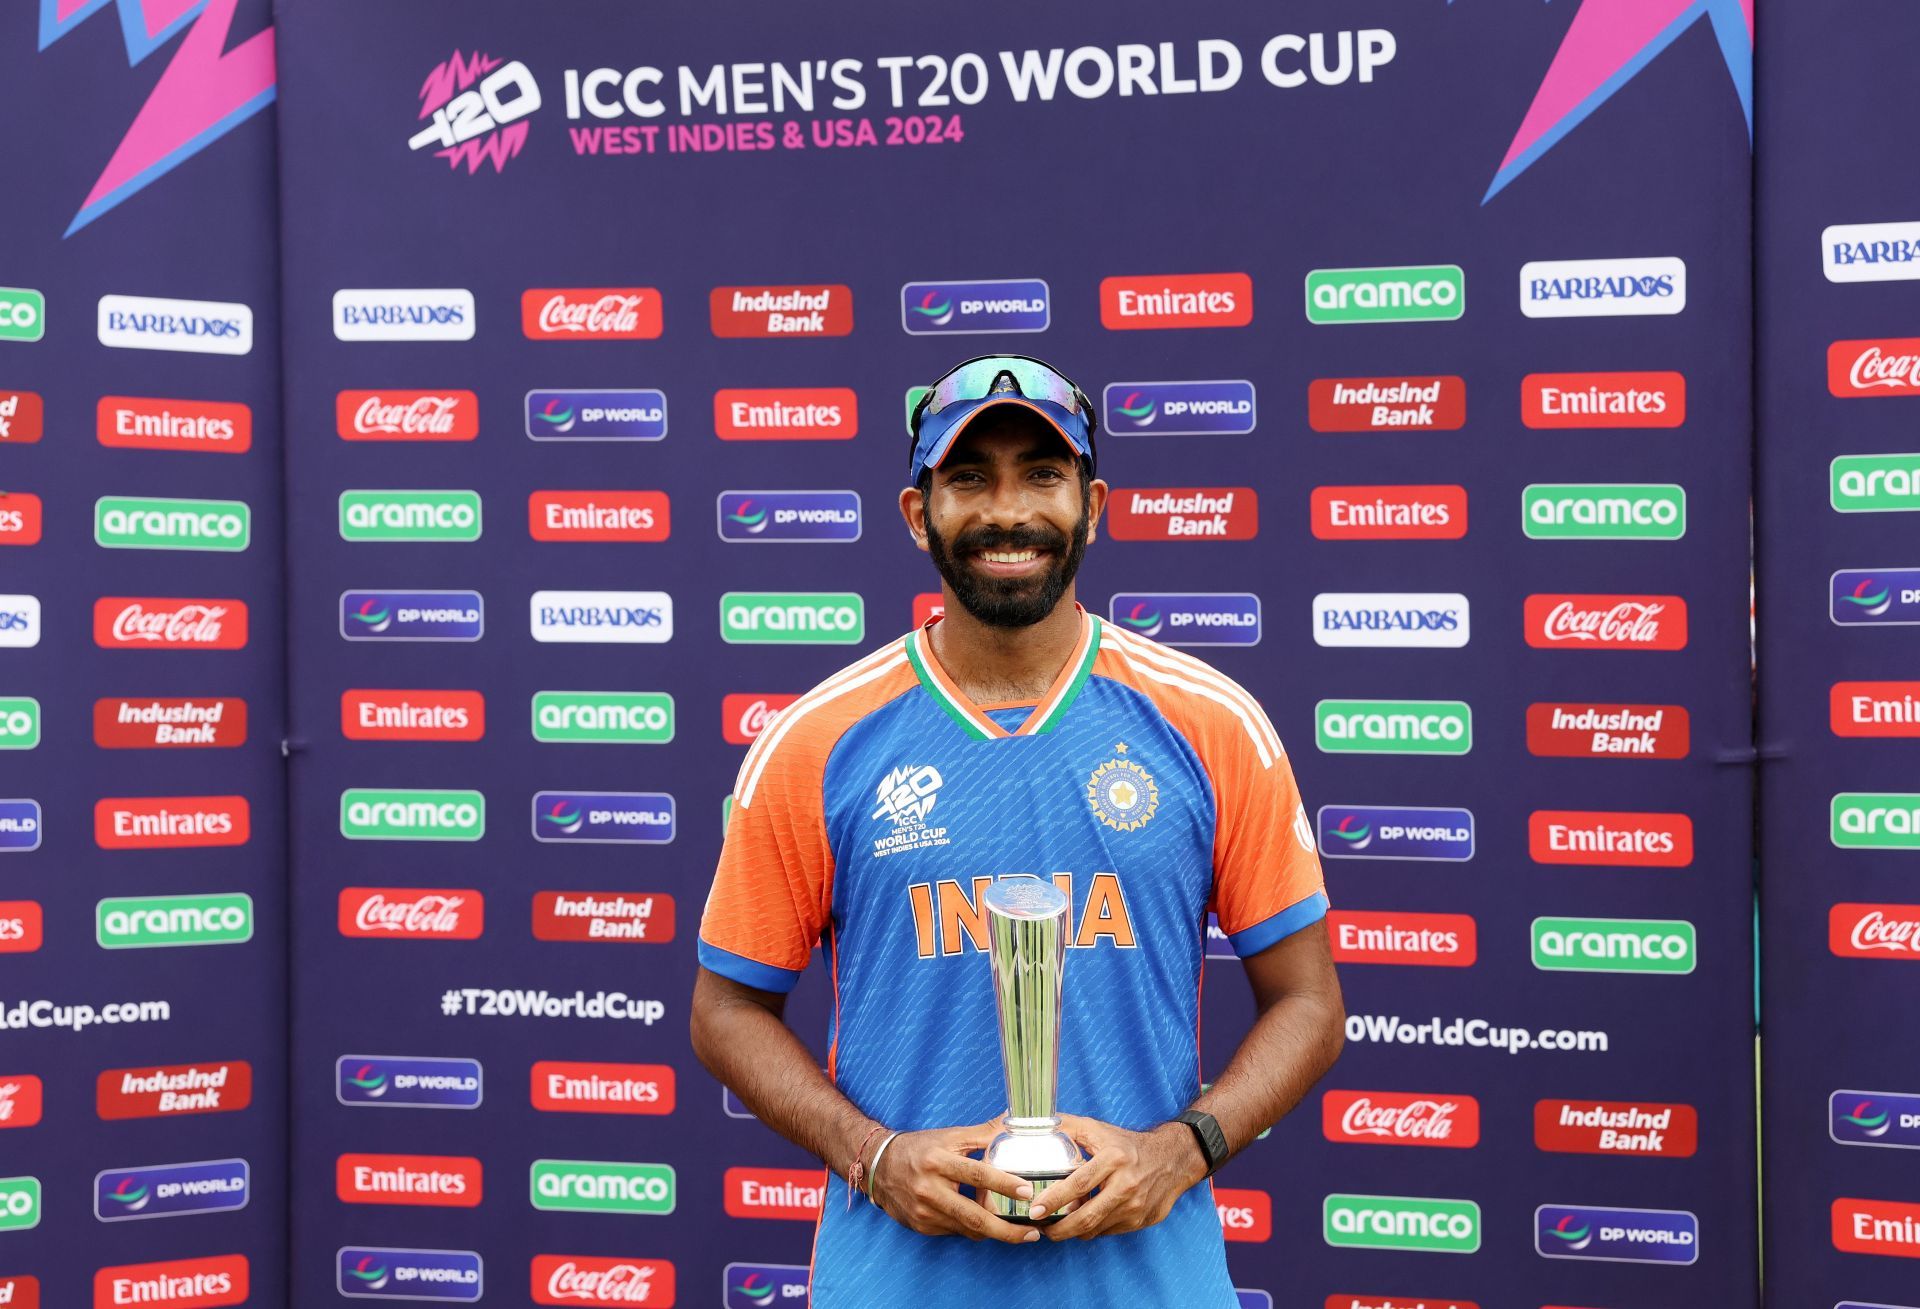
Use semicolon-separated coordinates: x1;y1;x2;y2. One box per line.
868;1119;1039;1244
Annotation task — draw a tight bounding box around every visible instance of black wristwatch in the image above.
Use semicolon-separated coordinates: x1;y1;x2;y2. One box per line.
1173;1109;1230;1177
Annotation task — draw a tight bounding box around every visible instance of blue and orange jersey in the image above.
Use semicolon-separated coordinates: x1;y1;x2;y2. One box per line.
699;605;1326;1307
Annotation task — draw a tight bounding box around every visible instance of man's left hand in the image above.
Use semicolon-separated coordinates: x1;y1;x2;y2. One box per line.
1027;1114;1208;1239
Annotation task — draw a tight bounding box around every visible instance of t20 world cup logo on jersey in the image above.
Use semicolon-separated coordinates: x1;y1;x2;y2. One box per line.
410;52;541;173
871;765;949;859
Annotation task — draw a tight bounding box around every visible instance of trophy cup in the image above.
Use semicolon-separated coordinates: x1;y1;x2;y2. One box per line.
982;874;1083;1223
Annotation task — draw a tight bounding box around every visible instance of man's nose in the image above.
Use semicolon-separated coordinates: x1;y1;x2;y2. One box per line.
976;471;1035;527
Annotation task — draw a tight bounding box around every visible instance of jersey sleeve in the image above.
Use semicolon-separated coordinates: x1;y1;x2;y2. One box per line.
1207;708;1328;958
697;734;834;993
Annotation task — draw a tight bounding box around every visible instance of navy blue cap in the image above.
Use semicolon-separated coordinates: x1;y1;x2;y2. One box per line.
909;380;1094;487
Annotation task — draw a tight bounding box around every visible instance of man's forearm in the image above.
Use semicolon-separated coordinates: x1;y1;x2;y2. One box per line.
1188;983;1344;1157
690;968;882;1181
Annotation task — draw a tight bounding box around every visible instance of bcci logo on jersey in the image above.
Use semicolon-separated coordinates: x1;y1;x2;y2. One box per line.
1088;753;1158;832
872;765;949;859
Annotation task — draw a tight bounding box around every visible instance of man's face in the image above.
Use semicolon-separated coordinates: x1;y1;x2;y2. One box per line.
911;410;1105;628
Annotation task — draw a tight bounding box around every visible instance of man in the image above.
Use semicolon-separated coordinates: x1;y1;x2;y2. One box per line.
693;355;1343;1306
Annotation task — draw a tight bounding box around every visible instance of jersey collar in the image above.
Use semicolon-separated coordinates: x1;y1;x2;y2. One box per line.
905;604;1101;741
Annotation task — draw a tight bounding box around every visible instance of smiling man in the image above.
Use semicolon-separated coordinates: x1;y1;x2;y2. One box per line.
692;354;1343;1307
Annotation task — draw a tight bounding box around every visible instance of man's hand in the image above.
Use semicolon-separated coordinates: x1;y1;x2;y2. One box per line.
1029;1114;1209;1239
869;1119;1040;1244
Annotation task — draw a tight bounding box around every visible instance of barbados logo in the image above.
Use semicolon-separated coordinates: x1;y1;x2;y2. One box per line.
1088;748;1158;832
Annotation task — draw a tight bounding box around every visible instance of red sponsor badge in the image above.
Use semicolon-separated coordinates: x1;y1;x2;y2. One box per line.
1832;1196;1920;1257
1106;487;1257;541
531;1256;676;1306
524;288;662;339
1832;681;1920;737
1831;903;1920;959
1534;1099;1698;1157
94;597;248;650
0;1074;43;1128
95;697;247;749
1829;337;1920;397
529;490;670;541
336;1153;482;1206
722;693;798;745
335;389;479;441
95;796;249;849
1526;702;1688;759
1100;273;1252;330
1521;371;1685;428
339;889;484;940
710;283;853;337
1213;1187;1271;1241
0;391;43;443
724;1167;826;1220
98;1061;252;1119
93;1256;247;1309
0;1276;38;1308
531;1061;676;1115
1311;485;1466;539
1322;1090;1480;1148
1525;594;1687;650
1328;911;1476;966
532;891;675;943
912;593;944;627
1329;1299;1479;1309
0;493;40;545
97;396;251;452
0;903;37;954
1528;811;1693;867
341;689;484;741
713;387;857;440
1309;376;1466;432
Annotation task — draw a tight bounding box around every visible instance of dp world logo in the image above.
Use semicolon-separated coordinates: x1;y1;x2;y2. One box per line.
1534;1203;1698;1264
95;1158;249;1221
533;791;677;844
1831;1089;1920;1149
1317;806;1474;862
1108;593;1260;646
900;279;1049;334
1832;567;1920;626
525;388;667;441
339;1246;483;1301
718;491;862;543
340;590;483;642
1102;381;1257;436
724;1262;809;1307
336;1056;483;1109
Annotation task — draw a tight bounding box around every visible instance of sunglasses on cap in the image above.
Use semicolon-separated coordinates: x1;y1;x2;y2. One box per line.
907;353;1098;483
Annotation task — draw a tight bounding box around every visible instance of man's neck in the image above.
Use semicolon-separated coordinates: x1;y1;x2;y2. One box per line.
928;590;1084;705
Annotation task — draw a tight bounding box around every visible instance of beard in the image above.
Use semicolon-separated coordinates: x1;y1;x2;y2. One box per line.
924;501;1091;629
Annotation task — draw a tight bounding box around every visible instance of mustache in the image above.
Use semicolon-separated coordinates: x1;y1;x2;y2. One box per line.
950;525;1067;554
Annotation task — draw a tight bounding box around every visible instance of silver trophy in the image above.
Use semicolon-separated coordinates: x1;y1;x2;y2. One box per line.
982;874;1083;1223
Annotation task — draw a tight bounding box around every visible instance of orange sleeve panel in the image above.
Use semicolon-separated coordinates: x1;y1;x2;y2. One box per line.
1094;625;1328;957
697;642;917;992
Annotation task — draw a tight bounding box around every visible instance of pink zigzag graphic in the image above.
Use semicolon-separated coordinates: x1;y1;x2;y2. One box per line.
57;0;275;235
438;121;530;175
419;49;500;118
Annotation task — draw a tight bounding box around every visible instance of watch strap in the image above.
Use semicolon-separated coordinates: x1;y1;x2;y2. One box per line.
1174;1109;1229;1177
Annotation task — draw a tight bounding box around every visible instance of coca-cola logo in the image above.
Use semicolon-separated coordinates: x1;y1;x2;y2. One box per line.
356;394;460;434
722;693;799;746
1831;338;1920;397
94;597;248;650
523;288;662;340
1323;1089;1480;1147
339;888;483;939
1848;909;1920;952
1525;594;1688;651
531;1255;673;1306
546;1261;655;1301
1848;345;1920;390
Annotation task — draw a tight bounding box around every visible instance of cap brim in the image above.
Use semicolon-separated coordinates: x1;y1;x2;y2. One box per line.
921;396;1089;473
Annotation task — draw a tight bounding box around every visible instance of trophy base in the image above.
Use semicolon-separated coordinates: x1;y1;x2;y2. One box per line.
985;1124;1082;1225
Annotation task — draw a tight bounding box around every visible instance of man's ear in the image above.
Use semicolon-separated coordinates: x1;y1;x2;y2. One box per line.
1085;478;1110;544
899;484;931;554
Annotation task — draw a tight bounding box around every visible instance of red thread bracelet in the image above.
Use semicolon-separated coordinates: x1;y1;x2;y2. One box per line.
846;1123;888;1210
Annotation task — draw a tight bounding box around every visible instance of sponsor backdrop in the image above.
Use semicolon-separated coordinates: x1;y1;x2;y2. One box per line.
1758;0;1920;1303
0;0;287;1304
274;2;1758;1305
